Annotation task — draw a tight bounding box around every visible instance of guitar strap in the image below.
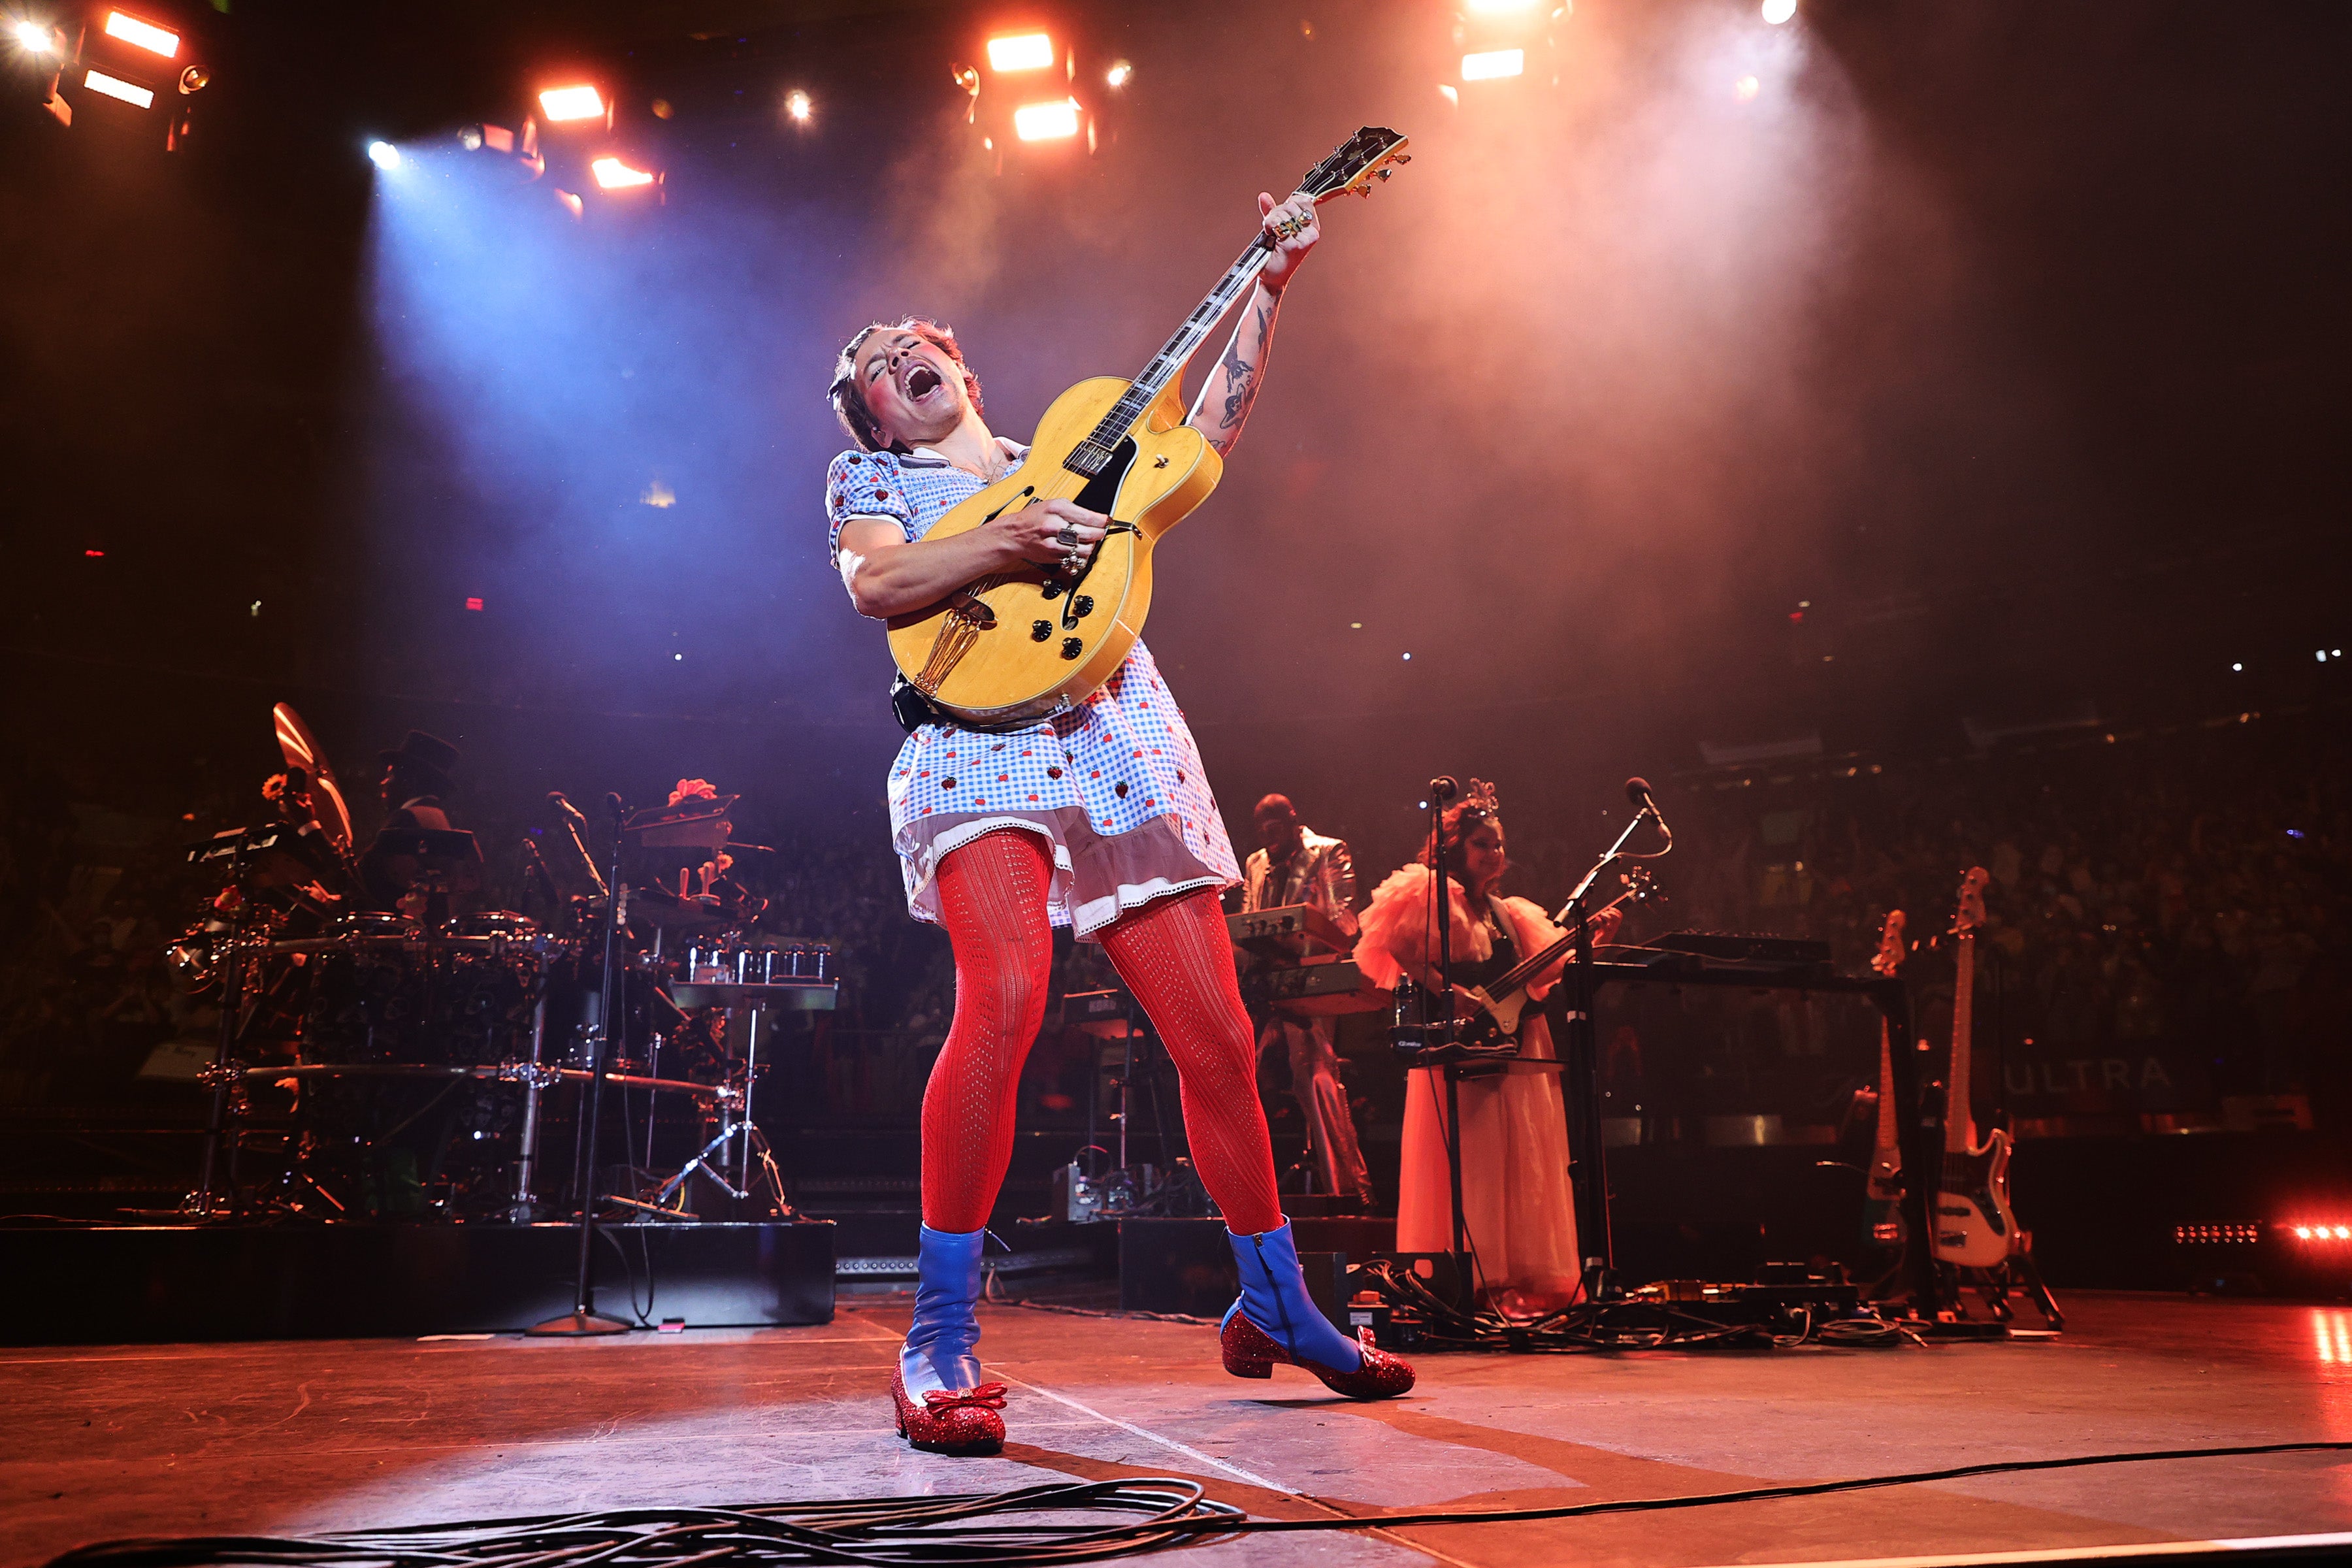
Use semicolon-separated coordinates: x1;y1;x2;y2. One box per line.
889;672;1057;736
1482;894;1520;972
889;671;954;734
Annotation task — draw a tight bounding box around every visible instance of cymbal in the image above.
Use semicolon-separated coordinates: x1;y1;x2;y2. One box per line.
272;702;354;854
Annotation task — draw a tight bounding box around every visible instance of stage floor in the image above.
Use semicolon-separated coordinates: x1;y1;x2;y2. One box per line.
6;1290;2351;1567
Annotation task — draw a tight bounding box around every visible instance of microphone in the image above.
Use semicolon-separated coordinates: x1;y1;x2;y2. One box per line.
1429;776;1460;802
606;792;627;818
547;791;587;825
1625;775;1674;853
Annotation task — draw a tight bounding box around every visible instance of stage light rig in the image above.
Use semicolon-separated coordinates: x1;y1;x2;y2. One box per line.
1448;0;1567;93
957;24;1119;164
13;4;210;145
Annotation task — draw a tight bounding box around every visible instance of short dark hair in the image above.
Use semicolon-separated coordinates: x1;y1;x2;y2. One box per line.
827;318;985;454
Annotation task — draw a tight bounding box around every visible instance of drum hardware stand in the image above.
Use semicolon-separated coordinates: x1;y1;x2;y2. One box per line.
531;796;634;1336
186;832;268;1220
1106;998;1188;1215
506;995;556;1222
638;1080;789;1219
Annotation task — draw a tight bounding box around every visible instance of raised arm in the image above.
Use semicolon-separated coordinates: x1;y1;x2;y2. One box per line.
1188;191;1320;457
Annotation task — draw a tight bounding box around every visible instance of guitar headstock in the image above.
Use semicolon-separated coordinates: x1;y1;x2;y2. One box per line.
1299;126;1411;204
1871;909;1907;977
1953;866;1991;938
1618;865;1659;904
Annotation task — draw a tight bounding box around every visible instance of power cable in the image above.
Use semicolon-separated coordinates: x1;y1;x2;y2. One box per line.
44;1441;2352;1568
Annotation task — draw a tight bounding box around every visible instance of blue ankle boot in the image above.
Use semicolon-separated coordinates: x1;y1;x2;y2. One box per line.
891;1224;1005;1454
1221;1220;1414;1399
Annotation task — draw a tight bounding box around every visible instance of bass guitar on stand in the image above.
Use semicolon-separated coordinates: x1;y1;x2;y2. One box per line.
1931;868;2014;1268
1929;866;2063;1328
1858;908;1909;1271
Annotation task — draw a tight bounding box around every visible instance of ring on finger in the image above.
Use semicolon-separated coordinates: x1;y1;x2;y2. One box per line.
1054;525;1078;546
1061;551;1083;575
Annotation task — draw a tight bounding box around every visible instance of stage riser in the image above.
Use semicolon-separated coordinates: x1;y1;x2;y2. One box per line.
0;1222;834;1345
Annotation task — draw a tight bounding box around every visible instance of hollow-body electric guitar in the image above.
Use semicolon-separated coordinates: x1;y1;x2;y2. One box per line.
885;127;1410;727
1932;867;2020;1268
1859;909;1908;1260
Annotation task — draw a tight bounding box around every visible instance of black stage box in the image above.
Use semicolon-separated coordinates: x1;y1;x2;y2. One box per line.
0;1220;834;1345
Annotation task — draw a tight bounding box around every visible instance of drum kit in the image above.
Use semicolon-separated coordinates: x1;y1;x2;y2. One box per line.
174;703;836;1225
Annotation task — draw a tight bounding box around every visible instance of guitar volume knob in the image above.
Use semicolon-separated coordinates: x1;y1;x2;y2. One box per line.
1031;621;1053;641
1060;637;1083;660
1071;595;1094;617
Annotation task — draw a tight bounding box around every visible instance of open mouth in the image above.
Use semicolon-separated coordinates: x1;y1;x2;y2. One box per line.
902;361;944;403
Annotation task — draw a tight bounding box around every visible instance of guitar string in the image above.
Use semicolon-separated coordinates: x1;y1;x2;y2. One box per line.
921;138;1387;693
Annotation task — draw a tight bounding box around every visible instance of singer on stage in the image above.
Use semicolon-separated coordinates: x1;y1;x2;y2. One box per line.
822;192;1411;1456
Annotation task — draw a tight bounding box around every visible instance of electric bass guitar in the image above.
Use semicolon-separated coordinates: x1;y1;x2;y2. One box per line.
885;126;1411;727
1858;909;1908;1260
1451;869;1656;1054
1931;866;2021;1268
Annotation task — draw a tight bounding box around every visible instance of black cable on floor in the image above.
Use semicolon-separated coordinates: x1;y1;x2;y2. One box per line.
43;1441;2352;1568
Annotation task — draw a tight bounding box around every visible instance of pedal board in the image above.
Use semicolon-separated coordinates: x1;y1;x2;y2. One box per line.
1625;1276;1863;1324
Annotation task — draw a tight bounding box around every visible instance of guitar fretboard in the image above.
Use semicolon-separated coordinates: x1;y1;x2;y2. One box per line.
1064;235;1275;480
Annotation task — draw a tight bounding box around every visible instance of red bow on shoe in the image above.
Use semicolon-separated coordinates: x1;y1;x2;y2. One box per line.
923;1382;1009;1412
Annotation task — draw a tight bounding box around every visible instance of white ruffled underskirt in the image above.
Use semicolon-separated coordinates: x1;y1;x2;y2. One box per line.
897;808;1230;940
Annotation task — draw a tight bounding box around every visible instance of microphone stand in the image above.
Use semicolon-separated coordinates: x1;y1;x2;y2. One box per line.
1550;802;1671;1291
530;796;632;1337
1427;787;1470;1266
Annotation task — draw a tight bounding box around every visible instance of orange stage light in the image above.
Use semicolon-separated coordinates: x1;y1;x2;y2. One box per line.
1762;0;1797;22
538;84;604;122
13;18;58;52
784;88;812;122
103;10;178;57
987;32;1054;72
1464;0;1541;12
1012;97;1080;141
589;155;656;189
1461;48;1525;81
83;67;155;108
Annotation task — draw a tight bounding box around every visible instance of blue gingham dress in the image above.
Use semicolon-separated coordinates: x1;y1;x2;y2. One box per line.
826;440;1241;939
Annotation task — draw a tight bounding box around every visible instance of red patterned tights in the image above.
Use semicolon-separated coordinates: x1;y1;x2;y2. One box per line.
919;827;1282;1235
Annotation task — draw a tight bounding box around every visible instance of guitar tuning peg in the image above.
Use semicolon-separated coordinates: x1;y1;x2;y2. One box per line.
1376;169;1392;180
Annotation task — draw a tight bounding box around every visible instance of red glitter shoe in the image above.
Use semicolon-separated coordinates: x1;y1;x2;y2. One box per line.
890;1364;1007;1456
1220;1312;1416;1399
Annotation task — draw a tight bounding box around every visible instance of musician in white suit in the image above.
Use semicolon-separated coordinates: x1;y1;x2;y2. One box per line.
1240;794;1375;1207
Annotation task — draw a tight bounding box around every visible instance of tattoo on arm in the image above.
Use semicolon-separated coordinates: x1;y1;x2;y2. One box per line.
1204;297;1277;455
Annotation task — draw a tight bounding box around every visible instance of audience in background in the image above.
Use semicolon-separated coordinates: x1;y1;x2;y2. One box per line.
5;717;2345;1126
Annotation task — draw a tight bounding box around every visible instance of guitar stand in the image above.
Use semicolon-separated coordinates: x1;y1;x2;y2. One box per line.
1946;1249;2064;1331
